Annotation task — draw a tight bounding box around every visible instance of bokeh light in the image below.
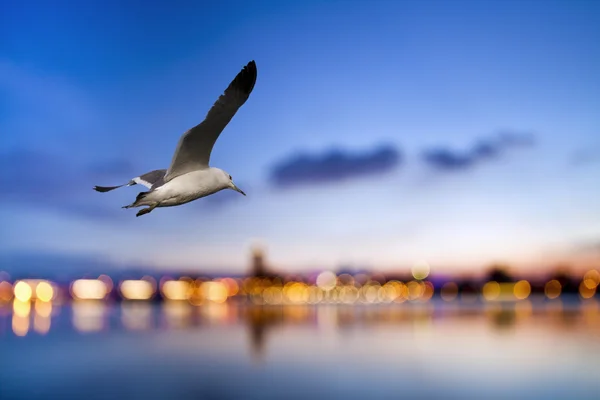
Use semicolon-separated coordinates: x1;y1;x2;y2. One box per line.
120;280;155;300
316;271;337;291
513;280;531;300
201;281;228;303
421;281;434;301
71;279;108;300
72;301;107;333
161;280;192;301
34;312;51;335
411;261;430;280
482;281;500;301
340;286;359;304
14;281;32;302
0;281;13;302
579;281;597;299
583;270;599;289
440;282;458;301
544;280;562;299
121;302;153;330
35;300;52;318
13;299;31;317
12;314;29;337
407;281;424;300
284;282;310;304
35;281;54;302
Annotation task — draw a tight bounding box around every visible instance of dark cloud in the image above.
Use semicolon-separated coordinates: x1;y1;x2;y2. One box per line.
421;131;535;172
269;144;401;188
422;148;476;170
570;145;600;166
496;131;535;148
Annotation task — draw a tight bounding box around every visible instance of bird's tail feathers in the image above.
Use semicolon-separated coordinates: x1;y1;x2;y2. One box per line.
94;184;124;193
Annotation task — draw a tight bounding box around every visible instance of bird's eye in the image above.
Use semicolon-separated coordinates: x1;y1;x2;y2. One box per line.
229;175;232;180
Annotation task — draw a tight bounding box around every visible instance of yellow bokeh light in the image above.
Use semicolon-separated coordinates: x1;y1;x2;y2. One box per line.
579;281;596;299
340;286;359;304
482;281;500;301
14;281;32;302
393;282;408;303
583;270;599;289
316;271;337;291
220;278;239;297
544;280;562;299
36;281;54;302
201;281;228;303
379;282;401;302
263;286;284;304
307;286;324;304
407;281;424;300
72;279;108;300
35;300;52;318
285;282;309;304
362;284;380;303
411;261;430;280
13;299;31;317
440;282;458;301
514;280;531;300
120;280;155;300
161;280;191;301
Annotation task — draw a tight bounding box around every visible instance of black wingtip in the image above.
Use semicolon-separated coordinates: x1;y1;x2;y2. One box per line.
94;185;117;193
233;60;258;95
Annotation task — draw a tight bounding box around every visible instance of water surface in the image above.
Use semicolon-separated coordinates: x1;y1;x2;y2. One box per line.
1;299;599;399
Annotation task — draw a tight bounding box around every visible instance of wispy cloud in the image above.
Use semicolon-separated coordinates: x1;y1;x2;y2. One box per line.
421;131;535;172
0;148;128;220
269;144;402;188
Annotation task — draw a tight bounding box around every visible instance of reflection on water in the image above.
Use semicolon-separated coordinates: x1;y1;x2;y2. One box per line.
0;299;599;399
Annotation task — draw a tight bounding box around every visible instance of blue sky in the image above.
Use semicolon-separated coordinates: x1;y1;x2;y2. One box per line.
1;0;599;277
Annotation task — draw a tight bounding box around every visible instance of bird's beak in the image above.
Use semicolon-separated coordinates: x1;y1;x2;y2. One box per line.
232;183;246;196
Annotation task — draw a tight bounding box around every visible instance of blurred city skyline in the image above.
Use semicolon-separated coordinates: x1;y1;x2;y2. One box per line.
1;0;599;275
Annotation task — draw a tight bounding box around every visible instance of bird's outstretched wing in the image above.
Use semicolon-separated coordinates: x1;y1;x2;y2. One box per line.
163;60;258;182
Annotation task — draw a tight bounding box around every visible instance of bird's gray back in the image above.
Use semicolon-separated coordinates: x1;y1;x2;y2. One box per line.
137;169;167;190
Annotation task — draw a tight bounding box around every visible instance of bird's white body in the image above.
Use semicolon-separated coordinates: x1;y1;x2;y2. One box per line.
137;168;231;208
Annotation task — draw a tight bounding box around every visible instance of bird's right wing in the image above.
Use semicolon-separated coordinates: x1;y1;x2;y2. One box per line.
93;169;167;193
133;169;167;189
163;60;258;182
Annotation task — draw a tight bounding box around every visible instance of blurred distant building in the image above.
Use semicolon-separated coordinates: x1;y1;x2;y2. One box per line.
485;265;514;283
250;246;275;278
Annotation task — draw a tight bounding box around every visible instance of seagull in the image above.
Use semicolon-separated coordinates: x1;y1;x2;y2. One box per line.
93;60;257;217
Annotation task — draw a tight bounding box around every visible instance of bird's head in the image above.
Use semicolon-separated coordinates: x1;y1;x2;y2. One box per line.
215;168;246;196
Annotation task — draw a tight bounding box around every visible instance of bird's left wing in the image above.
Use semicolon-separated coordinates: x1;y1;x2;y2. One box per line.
163;60;258;182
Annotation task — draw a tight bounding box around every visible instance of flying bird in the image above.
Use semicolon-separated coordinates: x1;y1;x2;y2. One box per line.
93;60;257;217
